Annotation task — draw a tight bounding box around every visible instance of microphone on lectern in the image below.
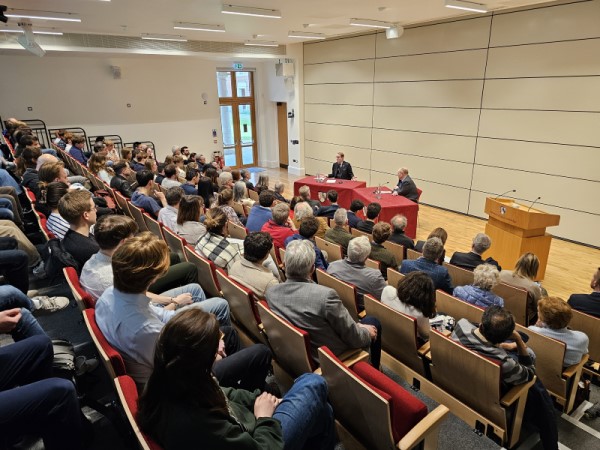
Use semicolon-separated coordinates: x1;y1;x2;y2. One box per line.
527;196;541;212
494;189;516;200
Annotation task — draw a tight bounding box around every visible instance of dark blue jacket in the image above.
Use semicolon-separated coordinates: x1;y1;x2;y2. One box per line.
400;257;453;294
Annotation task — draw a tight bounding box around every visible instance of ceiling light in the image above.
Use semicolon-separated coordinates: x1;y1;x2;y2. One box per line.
222;4;282;19
385;25;404;40
0;28;63;35
173;22;225;32
288;31;325;40
445;0;488;13
244;40;278;47
141;33;187;42
349;18;394;29
5;9;81;22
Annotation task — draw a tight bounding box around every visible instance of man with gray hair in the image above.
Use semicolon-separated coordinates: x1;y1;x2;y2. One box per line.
298;185;321;213
293;201;327;239
261;202;297;249
449;232;502;271
400;237;453;294
389;214;415;254
273;181;289;204
327;236;387;303
266;239;382;368
324;208;352;251
240;169;254;191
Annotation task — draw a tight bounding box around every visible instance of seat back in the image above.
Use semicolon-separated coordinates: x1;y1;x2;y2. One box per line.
382;241;405;265
351;228;371;239
162;226;187;262
315;236;343;262
228;220;248;241
256;301;316;376
365;258;380;271
183;245;222;298
114;376;164;450
443;262;474;287
570;309;600;362
232;201;246;217
364;294;428;377
386;268;405;289
416;188;423;203
63;267;95;310
435;290;484;324
248;189;259;202
143;213;164;240
215;270;267;344
492;283;528;326
114;191;131;216
82;309;127;379
128;202;149;232
315;269;360;321
406;248;420;260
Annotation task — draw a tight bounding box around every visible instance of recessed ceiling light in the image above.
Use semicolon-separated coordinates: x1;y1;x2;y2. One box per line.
5;9;81;22
141;33;187;42
173;22;226;32
222;4;282;19
445;0;488;13
0;28;63;35
349;18;394;29
244;40;278;47
288;31;326;40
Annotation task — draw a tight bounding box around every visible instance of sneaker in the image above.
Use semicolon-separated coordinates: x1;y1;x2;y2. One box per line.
32;260;47;279
75;356;99;376
33;296;70;313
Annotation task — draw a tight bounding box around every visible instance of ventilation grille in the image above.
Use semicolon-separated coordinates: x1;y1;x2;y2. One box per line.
0;32;286;56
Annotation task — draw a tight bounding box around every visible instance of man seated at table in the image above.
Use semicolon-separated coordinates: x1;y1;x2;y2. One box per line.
328;152;354;180
389;214;415;255
568;267;600;318
392;167;419;202
449;233;502;272
316;190;340;219
356;202;381;234
401;237;453;294
324;208;353;252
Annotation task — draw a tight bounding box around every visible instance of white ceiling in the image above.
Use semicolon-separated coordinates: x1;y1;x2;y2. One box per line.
2;0;557;45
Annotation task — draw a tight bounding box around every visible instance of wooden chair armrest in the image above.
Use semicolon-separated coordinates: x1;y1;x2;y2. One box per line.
417;341;431;356
339;349;370;367
500;376;536;407
398;405;450;450
562;354;589;378
358;310;366;319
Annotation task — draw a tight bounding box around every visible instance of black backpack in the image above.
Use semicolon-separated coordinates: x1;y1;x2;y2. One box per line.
44;238;80;279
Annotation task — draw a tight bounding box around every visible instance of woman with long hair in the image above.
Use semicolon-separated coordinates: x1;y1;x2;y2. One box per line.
213;188;243;226
414;227;447;264
381;271;436;340
195;207;241;271
175;195;206;245
233;180;255;207
197;167;219;207
44;181;70;239
88;153;114;184
500;252;547;322
255;174;270;195
137;308;335;450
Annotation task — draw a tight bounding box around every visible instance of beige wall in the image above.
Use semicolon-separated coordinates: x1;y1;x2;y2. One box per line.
303;0;600;247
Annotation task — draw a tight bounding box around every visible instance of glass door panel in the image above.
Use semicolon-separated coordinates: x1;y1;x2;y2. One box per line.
235;72;252;97
217;72;233;97
220;105;237;166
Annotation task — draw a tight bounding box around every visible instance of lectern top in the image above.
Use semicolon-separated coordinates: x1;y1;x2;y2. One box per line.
485;197;560;231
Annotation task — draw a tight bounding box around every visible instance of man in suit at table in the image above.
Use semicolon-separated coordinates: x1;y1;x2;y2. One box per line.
392;167;419;202
329;152;354;180
568;267;600;318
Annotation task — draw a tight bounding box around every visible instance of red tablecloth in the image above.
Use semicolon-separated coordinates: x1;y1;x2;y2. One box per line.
352;187;419;239
293;176;367;209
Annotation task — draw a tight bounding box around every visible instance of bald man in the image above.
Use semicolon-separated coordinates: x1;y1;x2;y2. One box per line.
392;167;418;202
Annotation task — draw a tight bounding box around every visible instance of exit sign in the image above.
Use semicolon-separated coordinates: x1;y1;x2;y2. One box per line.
233;62;243;70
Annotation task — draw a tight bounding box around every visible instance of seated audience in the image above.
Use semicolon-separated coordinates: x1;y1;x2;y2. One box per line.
161;164;181;189
261;202;297;249
298;185;320;213
415;227;448;264
293;201;328;239
382;272;436;340
131;170;167;219
213;188;243;226
196;207;241;271
529;296;588;367
88;153;113;184
246;190;275;232
109;161;134;198
327;236;387;303
229;232;280;298
285;217;328;270
233;180;254;207
568;267;600;318
21;146;42;198
241;168;254;191
451;306;558;450
316;190;340;219
266;239;381;368
449;233;501;271
69;136;88;165
0;221;45;274
175;195;206;246
388;214;415;254
324;208;352;252
197;166;218;207
59;189;99;271
273;181;289;204
44;181;70;240
400;237;453;294
104;139;120;163
500;252;546;323
137;308;335;450
95;232;271;389
347;199;364;229
157;186;183;231
369;222;398;279
217;171;234;190
454;264;504;308
356;202;381;234
131;152;147;172
255;174;269;195
181;167;199;195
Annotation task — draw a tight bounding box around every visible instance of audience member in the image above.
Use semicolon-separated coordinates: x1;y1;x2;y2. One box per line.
285;217;328;270
388;214;414;254
20;146;42;198
196;207;241;271
454;264;504;308
214;188;243;226
500;252;546;323
175;195;206;246
400;237;453;294
347;199;364;229
241;168;254;191
161;164;180;189
298;185;320;213
568;267;600;318
59;189;99;271
261;202;297;249
45;182;70;240
369;222;397;279
131;170;167;219
324;208;352;252
246;190;274;232
450;233;501;271
217;171;234;190
356;202;381;234
181;167;199;195
293;201;328;238
88;153;113;184
69;136;88;165
255;174;269;195
273;181;289;204
415;227;448;264
109;161;134;198
316;190;340;219
233;180;254;207
157;186;183;231
267;239;381;368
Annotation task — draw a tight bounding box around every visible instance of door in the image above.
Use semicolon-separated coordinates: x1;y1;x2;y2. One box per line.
217;71;258;168
277;102;289;168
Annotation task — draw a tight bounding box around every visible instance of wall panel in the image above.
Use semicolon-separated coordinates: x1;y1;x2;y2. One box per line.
305;104;373;128
304;59;374;84
305;84;373;105
374;80;484;108
305;141;371;170
304;34;376;64
304;122;372;149
373;106;480;136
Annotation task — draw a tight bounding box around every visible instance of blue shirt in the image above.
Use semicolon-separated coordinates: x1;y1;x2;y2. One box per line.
245;205;272;232
70;146;88;165
131;191;162;216
400;257;453;294
181;184;198;195
0;168;22;194
284;234;328;270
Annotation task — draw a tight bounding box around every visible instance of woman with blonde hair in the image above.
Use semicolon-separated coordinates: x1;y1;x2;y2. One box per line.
104;139;120;163
195;207;241;271
175;195;206;246
500;252;547;322
88;153;114;183
212;188;243;226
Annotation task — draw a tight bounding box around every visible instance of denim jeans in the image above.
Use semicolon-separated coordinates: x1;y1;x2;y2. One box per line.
0;197;14;221
359;315;382;368
0;248;29;294
273;373;336;450
0;285;45;340
151;282;231;327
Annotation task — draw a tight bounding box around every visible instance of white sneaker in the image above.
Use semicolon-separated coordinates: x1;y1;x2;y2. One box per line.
32;296;70;313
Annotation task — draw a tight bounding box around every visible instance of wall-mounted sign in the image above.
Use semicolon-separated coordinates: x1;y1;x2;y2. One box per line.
233;62;243;70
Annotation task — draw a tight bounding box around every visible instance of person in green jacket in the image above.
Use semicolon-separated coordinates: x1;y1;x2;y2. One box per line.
138;308;336;450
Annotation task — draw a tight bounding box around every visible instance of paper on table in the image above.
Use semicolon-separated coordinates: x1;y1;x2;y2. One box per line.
326;179;336;184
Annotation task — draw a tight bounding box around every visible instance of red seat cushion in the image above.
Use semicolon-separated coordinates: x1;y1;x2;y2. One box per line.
352;361;428;442
85;309;127;376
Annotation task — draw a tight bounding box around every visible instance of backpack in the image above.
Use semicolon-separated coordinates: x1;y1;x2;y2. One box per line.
44;238;80;279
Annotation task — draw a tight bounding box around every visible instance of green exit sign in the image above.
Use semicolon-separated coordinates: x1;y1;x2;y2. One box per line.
233;62;244;70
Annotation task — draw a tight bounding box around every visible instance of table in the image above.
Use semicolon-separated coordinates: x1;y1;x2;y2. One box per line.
352;187;419;239
293;176;367;209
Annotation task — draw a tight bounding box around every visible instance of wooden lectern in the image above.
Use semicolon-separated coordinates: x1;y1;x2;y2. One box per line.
484;198;560;280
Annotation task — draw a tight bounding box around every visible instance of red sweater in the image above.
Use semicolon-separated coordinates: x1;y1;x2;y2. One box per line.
261;220;297;249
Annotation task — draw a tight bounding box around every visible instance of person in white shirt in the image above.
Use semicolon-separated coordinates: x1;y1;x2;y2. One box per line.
157;186;183;232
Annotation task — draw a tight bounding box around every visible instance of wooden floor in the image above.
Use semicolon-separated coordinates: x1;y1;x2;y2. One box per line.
256;167;599;300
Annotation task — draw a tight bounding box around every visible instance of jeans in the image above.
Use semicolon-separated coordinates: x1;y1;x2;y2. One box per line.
0;285;45;340
0;197;14;221
0;248;29;294
360;315;382;369
273;373;336;450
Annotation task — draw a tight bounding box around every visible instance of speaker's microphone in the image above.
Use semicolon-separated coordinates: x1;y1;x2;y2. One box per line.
527;196;541;212
495;189;516;199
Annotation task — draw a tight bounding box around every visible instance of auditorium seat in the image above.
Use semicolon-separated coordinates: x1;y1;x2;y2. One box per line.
183;245;222;298
161;225;187;262
83;309;127;379
316;268;363;321
64;267;95;310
